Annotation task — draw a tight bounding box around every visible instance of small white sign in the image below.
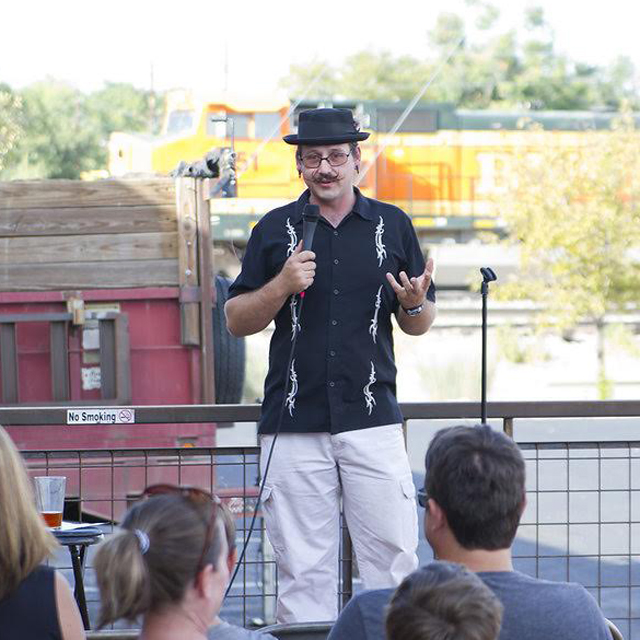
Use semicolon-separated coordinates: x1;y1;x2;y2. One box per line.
67;408;136;425
81;367;101;390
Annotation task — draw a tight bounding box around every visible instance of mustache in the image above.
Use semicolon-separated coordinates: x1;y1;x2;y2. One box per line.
313;172;338;183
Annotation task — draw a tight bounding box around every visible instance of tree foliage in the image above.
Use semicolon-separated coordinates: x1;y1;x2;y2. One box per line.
6;80;103;179
493;109;640;396
281;4;640;110
0;84;22;172
1;80;162;180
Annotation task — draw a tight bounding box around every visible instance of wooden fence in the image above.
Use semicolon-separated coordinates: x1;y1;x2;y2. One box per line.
0;179;182;290
0;177;218;403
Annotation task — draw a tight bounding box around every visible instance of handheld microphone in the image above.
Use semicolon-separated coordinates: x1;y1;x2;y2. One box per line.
302;204;320;251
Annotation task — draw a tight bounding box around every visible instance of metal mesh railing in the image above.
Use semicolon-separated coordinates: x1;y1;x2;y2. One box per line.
513;441;640;639
23;446;282;630
7;401;640;635
25;438;640;636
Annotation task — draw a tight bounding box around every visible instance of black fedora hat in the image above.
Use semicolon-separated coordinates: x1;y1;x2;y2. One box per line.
283;108;370;145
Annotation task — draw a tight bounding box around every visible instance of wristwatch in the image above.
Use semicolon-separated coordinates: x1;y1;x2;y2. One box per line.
403;303;424;317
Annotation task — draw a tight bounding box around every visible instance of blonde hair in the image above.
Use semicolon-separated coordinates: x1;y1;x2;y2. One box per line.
0;426;58;600
218;500;236;555
94;493;223;628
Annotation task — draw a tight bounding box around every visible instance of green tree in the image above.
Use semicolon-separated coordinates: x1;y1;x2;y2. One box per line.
339;51;431;102
282;52;430;102
280;4;640;110
279;59;340;100
493;110;640;398
3;79;102;179
0;84;22;172
86;81;162;140
1;80;162;180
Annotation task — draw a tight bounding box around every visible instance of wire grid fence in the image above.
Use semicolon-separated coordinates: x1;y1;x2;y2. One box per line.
20;435;640;637
514;440;640;639
21;446;294;630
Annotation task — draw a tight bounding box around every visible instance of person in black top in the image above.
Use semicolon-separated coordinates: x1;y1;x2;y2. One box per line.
0;425;85;640
225;108;436;623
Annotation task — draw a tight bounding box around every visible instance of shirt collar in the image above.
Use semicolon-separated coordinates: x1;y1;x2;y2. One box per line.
293;187;374;222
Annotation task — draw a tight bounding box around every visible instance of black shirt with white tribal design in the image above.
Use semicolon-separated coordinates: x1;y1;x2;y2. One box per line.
228;188;436;435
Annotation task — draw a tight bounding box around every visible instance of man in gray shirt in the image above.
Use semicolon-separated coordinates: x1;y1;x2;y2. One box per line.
328;425;612;640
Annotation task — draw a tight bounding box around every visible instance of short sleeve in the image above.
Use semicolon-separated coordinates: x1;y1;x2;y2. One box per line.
393;215;436;313
228;222;268;299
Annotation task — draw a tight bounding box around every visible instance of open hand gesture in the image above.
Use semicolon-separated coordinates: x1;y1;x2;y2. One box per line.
386;258;434;310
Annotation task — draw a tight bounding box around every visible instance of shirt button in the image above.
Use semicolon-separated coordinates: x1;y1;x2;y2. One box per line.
333;288;339;295
330;350;336;357
329;381;335;387
334;231;339;236
334;259;339;265
331;320;337;326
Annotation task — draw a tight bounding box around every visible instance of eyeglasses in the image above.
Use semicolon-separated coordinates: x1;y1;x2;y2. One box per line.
417;487;429;510
301;150;351;169
142;484;219;572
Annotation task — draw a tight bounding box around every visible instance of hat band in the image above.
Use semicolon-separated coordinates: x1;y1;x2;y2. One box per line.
297;121;359;139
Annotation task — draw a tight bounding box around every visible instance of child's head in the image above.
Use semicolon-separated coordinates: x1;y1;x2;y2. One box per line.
386;561;503;640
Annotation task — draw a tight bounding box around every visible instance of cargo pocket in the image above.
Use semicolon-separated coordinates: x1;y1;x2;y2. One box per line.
400;477;419;548
261;484;285;554
401;478;416;501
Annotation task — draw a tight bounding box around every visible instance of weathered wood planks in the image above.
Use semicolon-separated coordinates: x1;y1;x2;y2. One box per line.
0;205;176;236
0;259;179;290
0;178;179;291
0;179;176;209
0;232;178;264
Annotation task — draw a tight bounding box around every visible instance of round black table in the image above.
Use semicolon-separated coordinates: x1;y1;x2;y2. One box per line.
53;527;104;630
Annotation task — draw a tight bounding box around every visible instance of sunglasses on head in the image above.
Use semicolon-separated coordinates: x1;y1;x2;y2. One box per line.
142;484;219;572
417;487;429;510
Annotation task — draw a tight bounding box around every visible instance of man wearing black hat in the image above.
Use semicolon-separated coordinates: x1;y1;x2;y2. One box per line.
225;108;436;623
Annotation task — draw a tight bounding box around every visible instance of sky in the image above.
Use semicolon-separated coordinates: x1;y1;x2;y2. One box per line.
2;0;638;98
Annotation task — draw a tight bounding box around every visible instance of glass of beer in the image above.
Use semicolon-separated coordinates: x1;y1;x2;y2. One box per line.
34;476;66;528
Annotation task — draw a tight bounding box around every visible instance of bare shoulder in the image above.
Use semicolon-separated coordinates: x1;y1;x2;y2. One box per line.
54;572;86;640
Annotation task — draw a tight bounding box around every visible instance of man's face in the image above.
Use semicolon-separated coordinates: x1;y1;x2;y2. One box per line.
297;143;360;204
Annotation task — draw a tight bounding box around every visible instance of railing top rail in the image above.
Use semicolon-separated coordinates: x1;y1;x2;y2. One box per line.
19;446;261;457
1;400;640;426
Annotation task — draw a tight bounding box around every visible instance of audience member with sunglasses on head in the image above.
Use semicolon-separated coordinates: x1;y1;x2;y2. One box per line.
94;485;275;640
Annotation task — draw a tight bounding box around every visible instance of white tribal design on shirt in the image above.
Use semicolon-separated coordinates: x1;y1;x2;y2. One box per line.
285;217;297;256
363;361;377;415
285;359;298;417
369;285;383;344
375;216;387;267
289;296;301;340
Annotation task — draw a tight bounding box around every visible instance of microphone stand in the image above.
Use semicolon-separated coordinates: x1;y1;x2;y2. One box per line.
480;267;497;424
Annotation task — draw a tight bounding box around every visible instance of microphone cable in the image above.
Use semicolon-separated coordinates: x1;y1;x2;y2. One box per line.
225;291;306;598
224;196;319;596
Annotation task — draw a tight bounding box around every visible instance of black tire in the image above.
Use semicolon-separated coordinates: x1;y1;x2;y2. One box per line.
213;275;246;404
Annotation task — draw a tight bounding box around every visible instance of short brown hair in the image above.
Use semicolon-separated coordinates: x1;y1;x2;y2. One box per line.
425;425;526;550
0;426;58;600
386;562;503;640
94;493;223;628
